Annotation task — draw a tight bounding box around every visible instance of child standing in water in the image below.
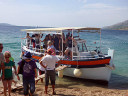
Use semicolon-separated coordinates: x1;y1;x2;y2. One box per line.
2;51;18;96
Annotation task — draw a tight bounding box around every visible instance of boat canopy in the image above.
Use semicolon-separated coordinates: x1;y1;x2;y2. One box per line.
22;27;101;34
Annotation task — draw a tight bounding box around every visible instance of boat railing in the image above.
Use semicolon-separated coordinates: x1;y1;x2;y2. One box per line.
21;38;46;54
71;45;109;60
73;56;98;60
86;46;108;55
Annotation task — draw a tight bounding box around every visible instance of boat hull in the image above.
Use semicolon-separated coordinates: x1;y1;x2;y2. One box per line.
62;67;111;82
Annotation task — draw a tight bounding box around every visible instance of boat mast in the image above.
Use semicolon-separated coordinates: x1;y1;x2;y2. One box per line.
100;29;101;51
72;29;73;60
61;30;63;60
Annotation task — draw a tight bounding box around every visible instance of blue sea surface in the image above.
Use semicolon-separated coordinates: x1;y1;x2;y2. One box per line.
0;26;128;89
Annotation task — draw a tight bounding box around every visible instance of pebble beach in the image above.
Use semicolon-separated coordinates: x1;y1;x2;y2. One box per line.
0;84;127;96
0;77;128;96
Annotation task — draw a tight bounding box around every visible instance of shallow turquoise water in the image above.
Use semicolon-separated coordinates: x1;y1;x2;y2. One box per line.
0;26;128;89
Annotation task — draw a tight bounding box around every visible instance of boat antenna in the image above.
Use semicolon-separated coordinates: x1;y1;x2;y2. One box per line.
100;29;101;51
61;30;63;60
72;29;74;60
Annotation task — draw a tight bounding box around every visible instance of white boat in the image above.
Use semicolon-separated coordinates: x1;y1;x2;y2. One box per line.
21;27;115;83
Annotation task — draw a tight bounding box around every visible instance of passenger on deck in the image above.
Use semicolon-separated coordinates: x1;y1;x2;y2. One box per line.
48;34;54;42
47;41;56;55
62;33;66;51
59;33;66;55
21;33;32;48
42;35;49;49
41;34;43;38
26;33;32;48
58;35;62;52
65;36;77;59
35;34;41;52
31;34;35;48
53;35;59;51
66;32;70;39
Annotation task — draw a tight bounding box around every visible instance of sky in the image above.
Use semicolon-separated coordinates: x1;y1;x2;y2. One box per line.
0;0;128;27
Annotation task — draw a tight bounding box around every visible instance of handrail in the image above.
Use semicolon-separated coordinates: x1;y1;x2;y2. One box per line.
73;56;95;58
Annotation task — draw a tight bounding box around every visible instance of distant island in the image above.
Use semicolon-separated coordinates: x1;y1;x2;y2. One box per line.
103;20;128;30
0;23;39;28
0;20;128;30
0;23;49;31
0;23;14;26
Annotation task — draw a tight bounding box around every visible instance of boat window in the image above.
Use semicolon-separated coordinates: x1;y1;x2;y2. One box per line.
77;42;88;52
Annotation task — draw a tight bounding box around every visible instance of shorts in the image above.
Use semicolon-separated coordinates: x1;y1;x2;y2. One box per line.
45;70;55;86
39;69;45;75
4;77;13;80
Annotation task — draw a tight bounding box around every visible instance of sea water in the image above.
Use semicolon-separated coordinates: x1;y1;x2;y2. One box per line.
0;25;128;89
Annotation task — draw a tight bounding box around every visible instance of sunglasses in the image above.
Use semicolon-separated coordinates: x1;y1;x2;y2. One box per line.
25;58;31;60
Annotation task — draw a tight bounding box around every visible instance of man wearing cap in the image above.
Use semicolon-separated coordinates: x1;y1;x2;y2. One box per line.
17;52;37;96
0;43;4;80
40;48;61;95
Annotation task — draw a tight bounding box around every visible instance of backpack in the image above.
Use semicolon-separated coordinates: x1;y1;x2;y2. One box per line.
18;59;25;74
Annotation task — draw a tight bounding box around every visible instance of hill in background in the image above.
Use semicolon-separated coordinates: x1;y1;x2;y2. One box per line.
103;20;128;30
1;21;128;31
0;23;49;33
0;23;14;26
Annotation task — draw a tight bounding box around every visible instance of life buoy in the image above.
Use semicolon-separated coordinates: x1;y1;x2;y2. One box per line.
74;68;82;77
